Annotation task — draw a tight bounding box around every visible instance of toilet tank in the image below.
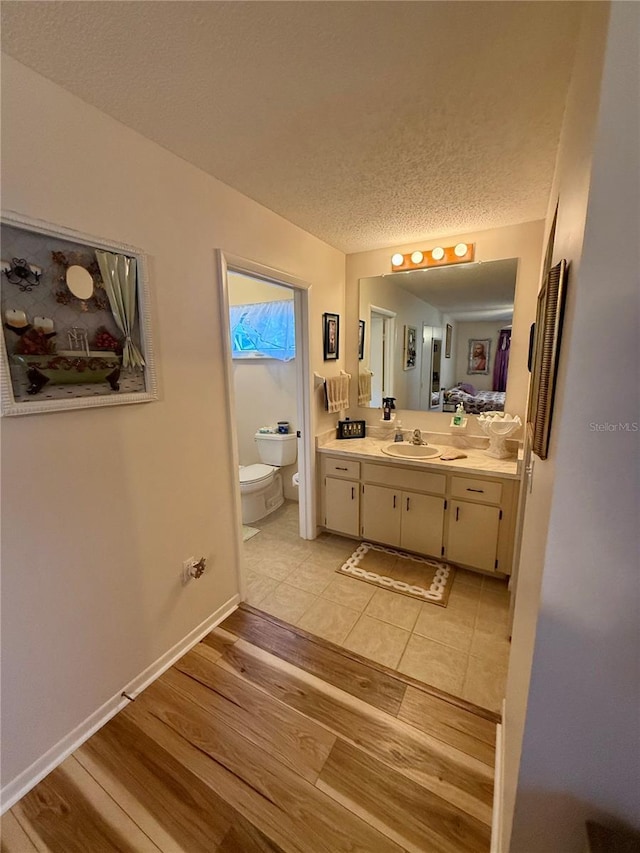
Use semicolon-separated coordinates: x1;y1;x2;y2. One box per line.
254;432;297;466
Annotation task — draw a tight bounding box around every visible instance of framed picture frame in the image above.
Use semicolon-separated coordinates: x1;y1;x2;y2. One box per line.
323;312;339;360
358;319;365;360
528;259;568;459
403;325;417;370
445;323;453;358
467;338;491;375
1;210;157;416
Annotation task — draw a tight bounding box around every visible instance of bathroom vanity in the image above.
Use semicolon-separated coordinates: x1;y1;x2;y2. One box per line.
318;438;521;575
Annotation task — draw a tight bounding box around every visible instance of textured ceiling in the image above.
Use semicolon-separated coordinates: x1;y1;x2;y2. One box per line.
1;2;582;253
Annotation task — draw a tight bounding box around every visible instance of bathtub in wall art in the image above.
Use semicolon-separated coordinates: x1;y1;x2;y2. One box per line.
12;351;122;394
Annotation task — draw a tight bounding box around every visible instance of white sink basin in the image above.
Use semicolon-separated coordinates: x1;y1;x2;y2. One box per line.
382;443;441;459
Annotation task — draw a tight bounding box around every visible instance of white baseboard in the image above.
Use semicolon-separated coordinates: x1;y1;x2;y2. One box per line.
0;595;239;814
490;699;506;853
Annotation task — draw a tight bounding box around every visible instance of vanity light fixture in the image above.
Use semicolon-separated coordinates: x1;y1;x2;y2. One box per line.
390;242;475;272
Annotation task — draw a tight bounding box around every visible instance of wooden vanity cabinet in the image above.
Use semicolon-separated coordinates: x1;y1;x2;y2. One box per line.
320;454;518;575
446;501;501;572
324;477;359;537
360;485;445;557
360;483;401;546
322;457;360;537
400;491;446;556
444;474;505;570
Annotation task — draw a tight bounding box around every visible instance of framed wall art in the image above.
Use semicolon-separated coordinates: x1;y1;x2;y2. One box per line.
323;312;339;360
403;325;417;370
0;211;157;416
528;259;568;459
445;323;453;358
467;338;491;375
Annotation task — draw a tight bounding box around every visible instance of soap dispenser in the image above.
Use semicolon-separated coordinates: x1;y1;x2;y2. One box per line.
453;403;465;426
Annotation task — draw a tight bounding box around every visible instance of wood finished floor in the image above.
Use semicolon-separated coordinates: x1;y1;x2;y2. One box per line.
2;607;496;853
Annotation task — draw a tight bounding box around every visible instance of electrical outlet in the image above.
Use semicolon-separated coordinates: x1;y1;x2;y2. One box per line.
182;557;196;584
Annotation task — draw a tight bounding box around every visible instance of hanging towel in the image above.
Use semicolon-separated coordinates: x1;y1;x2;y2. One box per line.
358;371;372;406
325;374;350;413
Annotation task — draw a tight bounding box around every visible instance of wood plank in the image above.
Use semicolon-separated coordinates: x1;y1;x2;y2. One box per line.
399;686;496;766
171;649;336;782
218;639;494;825
226;604;501;723
76;710;234;852
221;606;406;715
0;810;40;853
13;755;159;853
318;739;491;853
218;816;286;853
124;677;404;853
201;626;239;658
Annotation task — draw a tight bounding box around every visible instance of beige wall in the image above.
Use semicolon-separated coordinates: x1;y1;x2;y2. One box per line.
346;220;545;429
504;3;640;849
0;56;344;789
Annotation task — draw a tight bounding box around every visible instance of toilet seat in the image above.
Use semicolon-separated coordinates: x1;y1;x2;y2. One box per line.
239;463;275;486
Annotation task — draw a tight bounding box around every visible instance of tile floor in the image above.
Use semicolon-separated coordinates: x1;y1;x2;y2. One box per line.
242;500;511;713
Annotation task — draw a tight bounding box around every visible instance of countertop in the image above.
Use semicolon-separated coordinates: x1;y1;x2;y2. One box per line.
318;436;521;480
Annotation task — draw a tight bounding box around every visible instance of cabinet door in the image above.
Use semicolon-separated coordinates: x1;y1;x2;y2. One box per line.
401;492;445;558
446;501;500;572
361;484;401;546
325;477;359;537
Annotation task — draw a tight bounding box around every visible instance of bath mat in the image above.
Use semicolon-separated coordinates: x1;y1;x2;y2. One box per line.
242;525;261;542
336;542;455;607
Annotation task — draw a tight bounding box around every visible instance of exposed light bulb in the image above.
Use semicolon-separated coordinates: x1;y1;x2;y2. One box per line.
391;253;404;267
454;243;468;257
410;251;424;264
431;247;445;261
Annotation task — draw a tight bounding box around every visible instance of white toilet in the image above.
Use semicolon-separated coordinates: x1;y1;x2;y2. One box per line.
239;432;297;524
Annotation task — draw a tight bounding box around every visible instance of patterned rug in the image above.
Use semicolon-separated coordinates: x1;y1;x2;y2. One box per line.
336;542;455;607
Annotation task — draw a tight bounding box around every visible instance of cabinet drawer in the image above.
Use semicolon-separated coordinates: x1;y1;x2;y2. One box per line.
451;476;502;504
361;462;446;495
324;456;360;479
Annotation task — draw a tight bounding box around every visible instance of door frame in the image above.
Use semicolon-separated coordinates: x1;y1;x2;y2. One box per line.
214;250;315;600
369;304;396;403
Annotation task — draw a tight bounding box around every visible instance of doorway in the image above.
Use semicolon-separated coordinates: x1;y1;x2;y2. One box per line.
368;306;396;408
215;251;314;599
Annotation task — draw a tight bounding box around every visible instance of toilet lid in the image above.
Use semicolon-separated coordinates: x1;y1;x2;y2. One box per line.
239;463;274;484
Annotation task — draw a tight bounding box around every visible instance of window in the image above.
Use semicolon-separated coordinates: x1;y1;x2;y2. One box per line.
230;300;295;361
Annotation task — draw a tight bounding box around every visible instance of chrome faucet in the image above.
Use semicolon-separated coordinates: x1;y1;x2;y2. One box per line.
411;428;427;445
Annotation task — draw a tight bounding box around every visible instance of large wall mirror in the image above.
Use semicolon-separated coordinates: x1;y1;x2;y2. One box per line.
358;258;518;415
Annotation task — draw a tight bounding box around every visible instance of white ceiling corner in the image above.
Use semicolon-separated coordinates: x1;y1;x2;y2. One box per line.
0;1;583;253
